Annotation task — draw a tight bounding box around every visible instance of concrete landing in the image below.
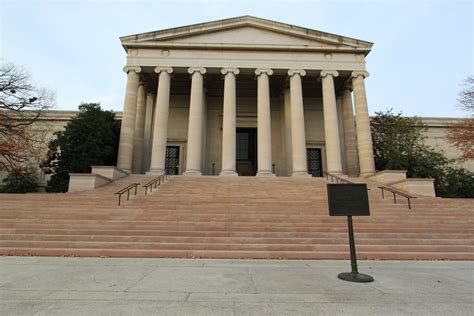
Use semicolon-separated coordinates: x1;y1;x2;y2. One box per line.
0;257;472;315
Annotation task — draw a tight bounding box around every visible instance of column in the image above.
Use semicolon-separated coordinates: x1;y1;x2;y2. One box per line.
219;68;239;176
184;67;206;176
352;71;376;176
131;82;146;174
341;86;360;176
320;70;343;174
148;67;173;175
288;69;310;177
255;68;275;176
143;92;155;172
117;66;141;173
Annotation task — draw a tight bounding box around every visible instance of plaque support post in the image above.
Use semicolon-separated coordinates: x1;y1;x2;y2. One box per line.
338;215;374;283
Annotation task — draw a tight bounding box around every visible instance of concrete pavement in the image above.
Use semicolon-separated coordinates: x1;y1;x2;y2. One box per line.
0;257;472;315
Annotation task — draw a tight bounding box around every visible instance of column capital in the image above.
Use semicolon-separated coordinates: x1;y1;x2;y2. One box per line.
123;66;142;74
221;68;240;75
288;69;306;77
154;67;174;74
188;67;206;75
320;70;339;78
255;68;273;76
351;71;369;79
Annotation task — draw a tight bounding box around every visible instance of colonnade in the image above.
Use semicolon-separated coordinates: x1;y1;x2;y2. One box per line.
116;66;376;177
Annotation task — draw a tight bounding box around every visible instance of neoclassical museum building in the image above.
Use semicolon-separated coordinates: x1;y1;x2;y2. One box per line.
116;16;377;178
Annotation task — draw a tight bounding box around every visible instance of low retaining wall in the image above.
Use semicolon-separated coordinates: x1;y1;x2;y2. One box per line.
367;170;407;184
68;173;112;192
390;178;436;197
91;166;128;180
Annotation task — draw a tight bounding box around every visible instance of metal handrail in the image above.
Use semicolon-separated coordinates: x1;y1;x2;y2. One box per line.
142;173;170;196
114;183;139;206
378;185;416;209
322;171;354;184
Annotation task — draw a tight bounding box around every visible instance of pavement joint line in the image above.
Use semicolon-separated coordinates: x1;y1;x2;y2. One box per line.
246;267;259;294
123;265;158;292
30;300;57;316
183;292;191;302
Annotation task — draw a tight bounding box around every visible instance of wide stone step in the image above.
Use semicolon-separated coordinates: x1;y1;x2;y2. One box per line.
1;240;473;253
2;234;472;245
1;175;473;260
1;247;473;260
2;228;471;239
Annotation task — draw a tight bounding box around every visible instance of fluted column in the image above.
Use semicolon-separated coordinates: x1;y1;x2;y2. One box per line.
288;69;310;177
143;92;155;172
220;68;239;176
148;67;173;175
352;71;376;176
184;67;206;176
321;70;343;174
131;81;147;174
117;66;141;173
341;86;360;176
255;68;275;177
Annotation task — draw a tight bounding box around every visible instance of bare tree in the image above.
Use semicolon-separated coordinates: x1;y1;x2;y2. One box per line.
447;76;474;161
0;63;54;171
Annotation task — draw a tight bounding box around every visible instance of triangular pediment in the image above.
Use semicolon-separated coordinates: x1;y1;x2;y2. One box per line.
120;16;373;54
162;26;337;47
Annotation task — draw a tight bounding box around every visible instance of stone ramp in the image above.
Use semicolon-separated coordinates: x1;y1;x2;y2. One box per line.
0;176;473;259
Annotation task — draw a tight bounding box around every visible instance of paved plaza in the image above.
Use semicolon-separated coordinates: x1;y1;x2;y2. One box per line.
0;257;472;315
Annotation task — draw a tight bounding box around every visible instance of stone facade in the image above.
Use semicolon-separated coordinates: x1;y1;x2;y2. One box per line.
116;16;377;177
114;16;472;178
1;17;472;190
0;110;469;190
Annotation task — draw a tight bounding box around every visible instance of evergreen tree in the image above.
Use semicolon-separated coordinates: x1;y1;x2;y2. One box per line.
45;103;120;192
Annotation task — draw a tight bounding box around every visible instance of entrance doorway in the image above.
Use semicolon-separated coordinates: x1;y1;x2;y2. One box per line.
165;146;180;175
307;148;323;177
236;128;257;176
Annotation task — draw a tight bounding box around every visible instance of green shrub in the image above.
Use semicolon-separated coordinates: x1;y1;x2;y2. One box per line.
1;169;37;193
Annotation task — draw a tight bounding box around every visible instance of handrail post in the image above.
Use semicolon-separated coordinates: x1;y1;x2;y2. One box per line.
393;192;397;204
408;197;411;210
118;194;121;206
212;163;215;176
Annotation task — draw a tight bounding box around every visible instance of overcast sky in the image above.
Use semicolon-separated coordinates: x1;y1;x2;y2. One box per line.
1;0;472;117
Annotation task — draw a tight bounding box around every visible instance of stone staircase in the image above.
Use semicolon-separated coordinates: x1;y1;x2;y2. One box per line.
0;176;473;260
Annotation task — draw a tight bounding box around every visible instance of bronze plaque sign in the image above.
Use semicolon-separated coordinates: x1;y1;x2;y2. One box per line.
327;184;370;216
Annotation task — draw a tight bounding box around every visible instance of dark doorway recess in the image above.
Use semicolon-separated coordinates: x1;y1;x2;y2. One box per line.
236;128;257;176
307;148;323;177
165;146;180;175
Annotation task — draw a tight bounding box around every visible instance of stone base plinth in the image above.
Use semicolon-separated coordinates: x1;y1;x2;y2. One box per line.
291;171;312;177
219;170;238;177
183;170;202;176
368;170;407;184
92;166;128;181
391;178;436;197
256;171;275;177
146;169;165;176
68;173;112;193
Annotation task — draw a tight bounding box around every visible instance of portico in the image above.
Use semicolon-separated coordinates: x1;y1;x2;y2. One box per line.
116;16;376;177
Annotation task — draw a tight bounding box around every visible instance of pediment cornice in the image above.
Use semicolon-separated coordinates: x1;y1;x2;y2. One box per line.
120;16;373;55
